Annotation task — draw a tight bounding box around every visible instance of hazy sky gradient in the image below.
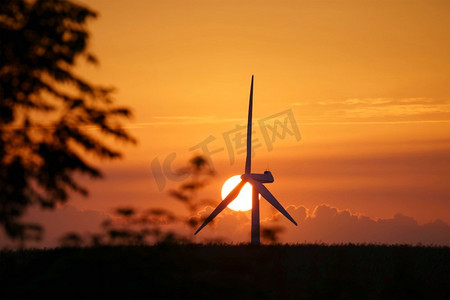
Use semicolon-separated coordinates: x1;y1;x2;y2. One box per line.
11;0;449;246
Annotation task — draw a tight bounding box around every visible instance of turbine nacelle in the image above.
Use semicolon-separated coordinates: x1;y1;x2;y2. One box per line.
241;171;274;183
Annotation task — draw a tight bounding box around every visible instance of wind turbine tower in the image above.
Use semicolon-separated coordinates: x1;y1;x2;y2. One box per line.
195;75;297;244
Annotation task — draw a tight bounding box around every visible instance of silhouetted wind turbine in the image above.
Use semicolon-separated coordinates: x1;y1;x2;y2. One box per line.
194;75;297;244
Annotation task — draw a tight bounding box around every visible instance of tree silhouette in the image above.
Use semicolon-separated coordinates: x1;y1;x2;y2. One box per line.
57;155;219;247
168;155;217;235
99;207;186;246
59;231;83;248
261;224;285;244
0;0;135;242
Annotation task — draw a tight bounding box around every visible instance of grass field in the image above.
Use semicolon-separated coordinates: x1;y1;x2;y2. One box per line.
1;244;449;299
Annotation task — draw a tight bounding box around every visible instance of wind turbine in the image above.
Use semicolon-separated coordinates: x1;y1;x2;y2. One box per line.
194;75;297;244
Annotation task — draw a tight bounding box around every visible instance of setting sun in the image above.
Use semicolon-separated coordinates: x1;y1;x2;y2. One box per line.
221;175;256;211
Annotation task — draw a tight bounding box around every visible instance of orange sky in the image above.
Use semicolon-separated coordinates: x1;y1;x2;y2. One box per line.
6;0;449;247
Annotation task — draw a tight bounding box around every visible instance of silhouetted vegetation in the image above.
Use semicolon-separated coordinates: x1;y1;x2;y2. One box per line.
261;224;285;244
0;0;135;243
168;155;216;235
95;206;188;246
1;244;448;299
57;154;287;246
58;231;83;248
56;155;217;246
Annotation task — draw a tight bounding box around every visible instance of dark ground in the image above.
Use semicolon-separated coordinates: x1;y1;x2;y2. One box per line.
0;244;449;299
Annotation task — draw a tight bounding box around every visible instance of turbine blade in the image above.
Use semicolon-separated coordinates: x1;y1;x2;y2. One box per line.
194;180;246;235
245;75;254;174
249;179;297;226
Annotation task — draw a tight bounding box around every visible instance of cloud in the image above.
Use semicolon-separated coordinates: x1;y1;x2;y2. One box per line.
340;104;450;118
291;97;450;122
2;204;447;248
193;203;449;246
292;102;311;106
266;204;450;246
309;97;446;107
193;206;250;242
342;98;393;105
123;116;245;127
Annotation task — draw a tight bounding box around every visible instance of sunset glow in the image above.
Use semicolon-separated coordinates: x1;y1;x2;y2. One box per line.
2;1;449;297
221;175;255;212
1;0;448;248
